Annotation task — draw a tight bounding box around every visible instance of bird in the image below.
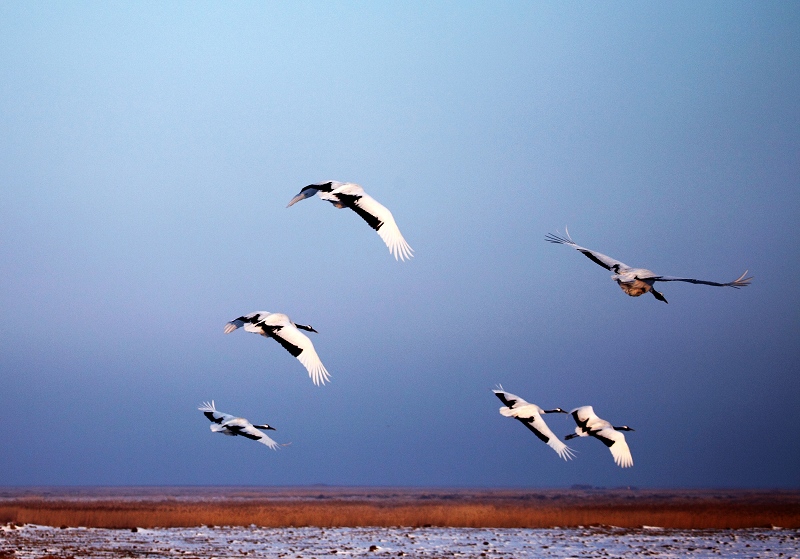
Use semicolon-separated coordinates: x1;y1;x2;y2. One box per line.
565;406;634;468
287;181;414;261
198;401;284;450
545;228;752;303
224;311;331;386
493;386;575;461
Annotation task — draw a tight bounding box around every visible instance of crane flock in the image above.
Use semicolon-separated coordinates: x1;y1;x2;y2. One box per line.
198;181;751;475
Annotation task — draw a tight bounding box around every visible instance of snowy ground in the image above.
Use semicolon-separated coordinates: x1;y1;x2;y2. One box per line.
2;523;798;558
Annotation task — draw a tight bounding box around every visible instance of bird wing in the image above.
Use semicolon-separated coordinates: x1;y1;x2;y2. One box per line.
224;312;269;334
222;419;280;450
546;230;629;271
570;406;598;433
650;270;753;288
591;427;633;468
198;401;236;425
331;184;414;261
500;404;575;461
224;318;245;334
259;314;331;386
492;387;529;409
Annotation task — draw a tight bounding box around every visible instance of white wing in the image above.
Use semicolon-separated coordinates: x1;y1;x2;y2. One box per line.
331;183;414;261
260;313;331;386
224;311;270;334
224;319;245;334
570;406;601;433
198;401;236;425
593;427;633;468
500;404;575;460
492;387;530;409
546;230;630;272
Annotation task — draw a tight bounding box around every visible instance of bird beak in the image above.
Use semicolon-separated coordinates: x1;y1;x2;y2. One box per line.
287;188;317;208
265;426;276;431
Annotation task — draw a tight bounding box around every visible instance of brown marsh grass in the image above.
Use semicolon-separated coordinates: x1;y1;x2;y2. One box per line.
1;487;798;529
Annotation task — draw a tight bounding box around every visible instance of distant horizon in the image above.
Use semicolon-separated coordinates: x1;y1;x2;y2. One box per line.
2;484;797;491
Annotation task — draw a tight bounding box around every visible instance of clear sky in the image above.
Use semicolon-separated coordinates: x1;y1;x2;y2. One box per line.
1;2;798;488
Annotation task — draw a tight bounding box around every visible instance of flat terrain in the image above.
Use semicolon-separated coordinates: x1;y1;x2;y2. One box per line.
3;524;799;558
1;487;798;529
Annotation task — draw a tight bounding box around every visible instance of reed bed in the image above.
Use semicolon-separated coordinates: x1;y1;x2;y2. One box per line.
3;491;799;529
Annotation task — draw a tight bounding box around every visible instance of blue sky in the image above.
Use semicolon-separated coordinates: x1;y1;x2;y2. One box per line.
1;2;798;488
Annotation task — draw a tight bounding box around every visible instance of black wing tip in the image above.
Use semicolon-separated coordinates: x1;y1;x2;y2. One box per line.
545;232;571;245
731;270;754;287
545;227;576;245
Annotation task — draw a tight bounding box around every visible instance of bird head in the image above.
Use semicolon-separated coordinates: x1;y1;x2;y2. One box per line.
253;424;276;431
295;323;318;333
286;185;323;208
544;407;568;414
614;425;635;432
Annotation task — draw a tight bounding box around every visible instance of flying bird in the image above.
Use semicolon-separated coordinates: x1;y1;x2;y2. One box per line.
545;229;752;303
287;181;414;261
198;401;284;450
565;406;634;468
225;311;331;386
493;386;575;461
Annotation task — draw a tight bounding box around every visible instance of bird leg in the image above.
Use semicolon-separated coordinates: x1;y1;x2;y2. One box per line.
650;288;668;304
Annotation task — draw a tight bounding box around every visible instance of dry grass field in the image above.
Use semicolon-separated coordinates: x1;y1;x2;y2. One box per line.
1;487;798;530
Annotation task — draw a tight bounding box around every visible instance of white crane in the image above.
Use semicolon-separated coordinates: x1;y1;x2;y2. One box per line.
224;311;331;386
545;229;752;303
287;181;414;261
198;401;284;450
565;406;634;468
493;386;575;461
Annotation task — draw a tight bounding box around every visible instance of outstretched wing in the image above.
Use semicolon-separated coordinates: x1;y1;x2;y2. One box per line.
224;312;269;334
492;386;529;409
332;184;414;261
198;401;236;425
570;406;599;433
652;270;753;288
260;314;331;386
546;230;629;272
591;427;633;468
500;404;575;461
